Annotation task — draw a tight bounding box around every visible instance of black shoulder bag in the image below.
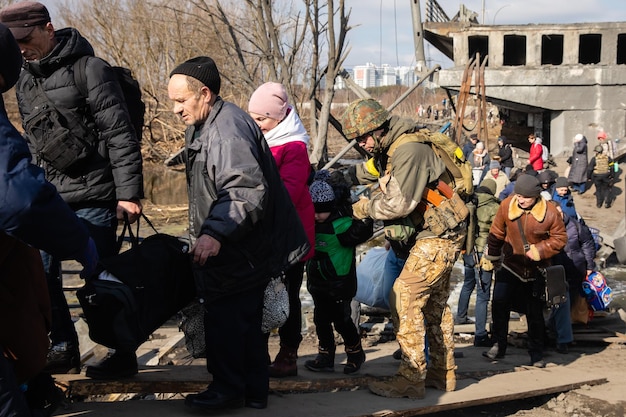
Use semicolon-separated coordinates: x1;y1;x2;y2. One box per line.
22;77;98;172
516;218;568;307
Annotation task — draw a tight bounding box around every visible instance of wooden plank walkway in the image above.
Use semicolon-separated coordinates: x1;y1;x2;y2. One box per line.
54;366;606;417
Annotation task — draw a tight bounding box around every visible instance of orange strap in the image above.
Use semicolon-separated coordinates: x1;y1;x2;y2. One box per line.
416;180;454;214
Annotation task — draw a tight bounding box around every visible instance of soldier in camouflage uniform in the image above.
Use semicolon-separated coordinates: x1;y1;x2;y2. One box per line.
342;98;467;398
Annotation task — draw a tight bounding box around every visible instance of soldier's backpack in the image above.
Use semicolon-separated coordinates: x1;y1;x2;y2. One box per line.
388;129;474;199
385;129;472;238
73;56;145;140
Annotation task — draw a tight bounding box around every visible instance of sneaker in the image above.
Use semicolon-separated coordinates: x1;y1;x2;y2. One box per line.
44;342;81;374
369;375;425;399
473;334;492;347
454;317;474;325
85;351;138;379
531;359;546;368
482;343;504;360
392;348;402;360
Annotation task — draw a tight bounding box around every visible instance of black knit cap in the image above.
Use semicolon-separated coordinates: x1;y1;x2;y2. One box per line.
514;174;542;198
0;23;23;93
170;56;221;95
309;179;336;213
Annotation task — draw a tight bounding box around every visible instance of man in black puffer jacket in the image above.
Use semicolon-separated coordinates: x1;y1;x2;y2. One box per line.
0;1;143;378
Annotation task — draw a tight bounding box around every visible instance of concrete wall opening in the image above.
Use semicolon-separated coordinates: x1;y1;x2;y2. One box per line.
468;35;489;65
541;34;564;65
618;34;626;64
579;34;602;64
503;35;526;66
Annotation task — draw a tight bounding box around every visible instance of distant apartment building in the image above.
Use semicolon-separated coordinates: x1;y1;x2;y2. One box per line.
345;63;419;88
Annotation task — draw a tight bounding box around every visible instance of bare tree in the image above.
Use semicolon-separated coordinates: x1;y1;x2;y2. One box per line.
307;0;350;168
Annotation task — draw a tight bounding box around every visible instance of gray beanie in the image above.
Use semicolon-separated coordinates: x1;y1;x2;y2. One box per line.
554;177;569;189
478;178;497;196
489;160;501;170
0;23;22;93
170;56;221;95
309;179;336;213
514;174;542;198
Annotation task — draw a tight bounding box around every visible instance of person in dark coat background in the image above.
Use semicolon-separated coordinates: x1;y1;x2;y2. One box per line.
567;134;589;194
549;202;596;354
496;136;514;177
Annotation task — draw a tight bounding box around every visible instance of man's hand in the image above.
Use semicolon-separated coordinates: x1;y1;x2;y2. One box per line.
352;197;370;220
479;256;495;272
117;200;143;223
191;234;222;266
77;237;99;280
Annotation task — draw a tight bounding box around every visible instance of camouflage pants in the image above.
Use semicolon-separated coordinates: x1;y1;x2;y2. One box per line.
390;237;461;383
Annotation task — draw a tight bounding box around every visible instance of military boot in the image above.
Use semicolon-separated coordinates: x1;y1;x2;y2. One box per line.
425;368;456;391
304;347;335;372
369;375;425;399
344;342;365;374
268;345;298;378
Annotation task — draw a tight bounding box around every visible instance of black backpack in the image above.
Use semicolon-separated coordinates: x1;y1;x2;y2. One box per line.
73;56;145;141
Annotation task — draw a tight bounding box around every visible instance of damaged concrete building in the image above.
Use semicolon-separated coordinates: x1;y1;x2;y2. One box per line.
424;7;626;155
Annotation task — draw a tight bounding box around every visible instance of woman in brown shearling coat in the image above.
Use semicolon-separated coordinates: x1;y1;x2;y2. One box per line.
482;174;567;367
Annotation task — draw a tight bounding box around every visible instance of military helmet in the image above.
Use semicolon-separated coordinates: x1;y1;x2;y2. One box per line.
341;98;390;140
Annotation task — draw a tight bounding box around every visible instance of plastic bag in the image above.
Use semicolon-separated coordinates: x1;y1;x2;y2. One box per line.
355;247;393;310
261;274;289;333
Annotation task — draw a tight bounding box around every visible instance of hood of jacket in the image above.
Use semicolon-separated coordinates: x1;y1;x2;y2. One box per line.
24;27;94;78
377;116;419;154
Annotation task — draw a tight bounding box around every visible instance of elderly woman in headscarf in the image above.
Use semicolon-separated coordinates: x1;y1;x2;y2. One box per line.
248;82;315;378
471;141;490;186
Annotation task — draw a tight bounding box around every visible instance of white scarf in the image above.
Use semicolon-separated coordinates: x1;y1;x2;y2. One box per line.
264;106;310;148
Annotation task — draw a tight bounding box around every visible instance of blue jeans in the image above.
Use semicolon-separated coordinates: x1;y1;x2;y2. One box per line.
548;296;573;344
42;205;117;347
383;249;406;310
571;182;586;193
458;252;493;337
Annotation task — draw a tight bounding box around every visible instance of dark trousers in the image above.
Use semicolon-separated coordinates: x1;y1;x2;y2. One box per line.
311;294;360;351
0;349;31;416
278;262;305;349
592;173;613;206
204;285;268;401
42;206;117;347
491;268;545;360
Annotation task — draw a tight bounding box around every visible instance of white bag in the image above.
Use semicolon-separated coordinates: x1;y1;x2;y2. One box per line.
355;247;393;310
261;274;289;333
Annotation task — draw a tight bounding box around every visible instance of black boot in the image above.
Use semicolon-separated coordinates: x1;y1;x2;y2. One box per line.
304;347;335;372
344;342;365;374
85;351;138;379
44;342;81;374
269;344;298;378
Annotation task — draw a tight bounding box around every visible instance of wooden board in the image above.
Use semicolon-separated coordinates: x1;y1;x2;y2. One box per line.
54;366;606;417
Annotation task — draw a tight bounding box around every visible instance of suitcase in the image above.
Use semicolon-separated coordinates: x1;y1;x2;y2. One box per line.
77;232;196;351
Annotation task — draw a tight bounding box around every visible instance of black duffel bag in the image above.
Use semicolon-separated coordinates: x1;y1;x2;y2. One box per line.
77;215;196;351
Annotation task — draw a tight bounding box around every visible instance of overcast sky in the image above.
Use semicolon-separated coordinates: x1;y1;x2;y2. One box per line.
344;0;626;68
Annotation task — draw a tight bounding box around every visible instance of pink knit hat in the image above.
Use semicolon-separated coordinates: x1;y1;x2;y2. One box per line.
248;82;289;121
